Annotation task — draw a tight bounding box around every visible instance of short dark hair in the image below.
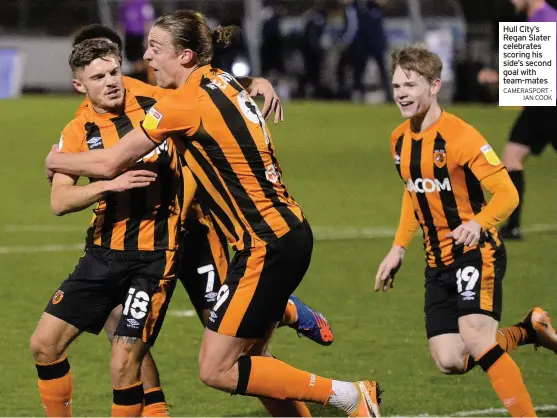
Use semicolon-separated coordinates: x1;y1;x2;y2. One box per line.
69;39;121;73
72;24;123;51
154;10;240;66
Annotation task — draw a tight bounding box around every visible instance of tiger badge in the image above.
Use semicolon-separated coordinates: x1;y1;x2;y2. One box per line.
52;290;64;305
434;150;447;168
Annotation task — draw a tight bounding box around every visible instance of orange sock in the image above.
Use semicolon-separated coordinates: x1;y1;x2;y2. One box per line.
261;398;312;417
463;325;531;373
112;381;144;417
142;387;168;417
281;300;298;327
36;355;73;417
236;356;332;404
477;344;536;417
496;326;530;352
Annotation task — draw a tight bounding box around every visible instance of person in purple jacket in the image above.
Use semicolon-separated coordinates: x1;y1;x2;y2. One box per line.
119;0;155;82
479;0;557;240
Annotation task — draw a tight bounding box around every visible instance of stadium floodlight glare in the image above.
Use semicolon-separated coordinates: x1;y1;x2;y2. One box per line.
232;59;250;77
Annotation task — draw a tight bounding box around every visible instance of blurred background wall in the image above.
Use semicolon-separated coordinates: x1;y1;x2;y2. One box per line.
1;0;554;102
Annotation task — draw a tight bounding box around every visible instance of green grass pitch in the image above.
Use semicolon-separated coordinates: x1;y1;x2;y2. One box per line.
0;96;556;416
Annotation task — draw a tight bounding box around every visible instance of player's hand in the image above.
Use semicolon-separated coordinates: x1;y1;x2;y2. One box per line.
45;144;60;184
446;220;482;247
107;170;157;193
375;246;405;292
248;77;284;124
478;68;499;85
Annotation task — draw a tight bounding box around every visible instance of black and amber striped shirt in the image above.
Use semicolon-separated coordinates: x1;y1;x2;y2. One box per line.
390;111;504;268
140;65;304;251
61;86;183;251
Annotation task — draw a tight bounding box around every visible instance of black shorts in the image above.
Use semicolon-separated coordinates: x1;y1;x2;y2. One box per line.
178;213;230;313
124;34;145;62
509;106;557;155
207;220;313;339
424;242;506;339
45;245;176;346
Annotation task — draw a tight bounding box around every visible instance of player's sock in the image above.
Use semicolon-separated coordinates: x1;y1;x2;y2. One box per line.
463;354;476;373
477;344;536;417
36;354;73;417
142;387;168;417
463;325;531;373
261;399;312;417
236;356;332;404
281;299;298;327
496;325;531;352
507;170;524;229
112;381;144;417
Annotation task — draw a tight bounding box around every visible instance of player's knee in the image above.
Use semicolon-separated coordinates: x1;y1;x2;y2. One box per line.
430;350;466;375
502;155;523;171
30;332;64;363
502;143;529;171
110;352;141;385
110;338;143;385
198;360;222;389
198;355;235;390
461;332;495;359
459;314;498;357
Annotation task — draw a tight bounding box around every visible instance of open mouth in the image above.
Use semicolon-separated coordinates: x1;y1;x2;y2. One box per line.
398;101;414;108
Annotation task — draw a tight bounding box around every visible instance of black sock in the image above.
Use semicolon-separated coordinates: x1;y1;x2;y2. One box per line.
113;381;143;406
144;387;166;406
464;354;476;373
234;356;252;396
507;170;524;229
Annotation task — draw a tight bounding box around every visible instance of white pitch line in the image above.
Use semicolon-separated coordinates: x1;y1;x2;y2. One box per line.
1;225;84;232
0;244;84;254
311;223;557;241
0;224;555;254
445;404;557;417
168;309;196;317
312;226;397;240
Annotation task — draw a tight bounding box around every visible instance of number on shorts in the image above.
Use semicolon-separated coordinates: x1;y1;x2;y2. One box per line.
456;266;480;293
213;284;230;312
123;287;150;320
197;264;215;293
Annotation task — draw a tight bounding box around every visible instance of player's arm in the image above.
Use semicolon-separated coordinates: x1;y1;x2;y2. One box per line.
237;76;283;124
47;97;193;180
375;189;418;292
446;170;517;246
46;129;157;179
393;189;419;250
473;170;519;229
50;170;157;216
51;172;107;216
447;128;509;246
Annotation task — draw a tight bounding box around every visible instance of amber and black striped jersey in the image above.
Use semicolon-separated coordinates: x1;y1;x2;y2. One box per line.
60;85;183;251
390;111;504;268
141;65;304;251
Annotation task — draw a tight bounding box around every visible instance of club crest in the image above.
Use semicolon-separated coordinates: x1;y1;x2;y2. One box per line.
52;290;64;305
434;149;446;168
